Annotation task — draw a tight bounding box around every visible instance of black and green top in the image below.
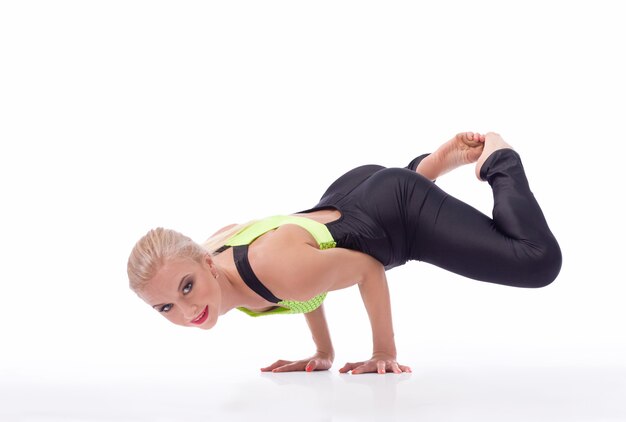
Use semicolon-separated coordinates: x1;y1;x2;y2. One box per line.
220;215;337;317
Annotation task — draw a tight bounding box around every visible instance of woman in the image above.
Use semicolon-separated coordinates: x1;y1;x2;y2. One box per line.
127;132;562;375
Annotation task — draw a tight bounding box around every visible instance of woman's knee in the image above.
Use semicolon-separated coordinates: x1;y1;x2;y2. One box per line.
519;236;562;288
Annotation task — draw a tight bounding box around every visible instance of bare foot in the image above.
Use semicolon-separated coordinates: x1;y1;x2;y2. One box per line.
449;131;486;165
416;132;486;180
475;132;514;180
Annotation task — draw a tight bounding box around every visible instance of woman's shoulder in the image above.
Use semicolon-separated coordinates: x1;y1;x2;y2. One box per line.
254;223;319;250
247;224;321;300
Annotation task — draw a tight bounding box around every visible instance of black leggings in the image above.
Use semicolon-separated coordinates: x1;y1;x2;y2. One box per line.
301;149;562;288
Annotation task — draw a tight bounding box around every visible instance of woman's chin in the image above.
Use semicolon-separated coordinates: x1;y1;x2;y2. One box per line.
196;316;218;330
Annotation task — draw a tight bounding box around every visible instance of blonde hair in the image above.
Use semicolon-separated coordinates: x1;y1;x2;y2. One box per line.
127;222;257;292
201;220;257;254
127;228;205;292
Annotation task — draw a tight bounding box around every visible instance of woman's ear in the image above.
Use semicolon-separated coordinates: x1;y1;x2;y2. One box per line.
204;254;213;266
204;254;219;279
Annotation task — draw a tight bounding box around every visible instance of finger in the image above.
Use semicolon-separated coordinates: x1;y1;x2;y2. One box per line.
399;365;412;373
377;361;386;374
350;365;364;374
305;360;317;372
391;361;402;374
272;362;304;373
260;360;290;371
339;362;361;373
352;362;374;375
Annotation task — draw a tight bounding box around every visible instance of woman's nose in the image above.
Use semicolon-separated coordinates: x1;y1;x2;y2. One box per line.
182;304;199;320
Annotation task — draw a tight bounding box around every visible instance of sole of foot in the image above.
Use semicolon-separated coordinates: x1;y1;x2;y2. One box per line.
475;132;514;180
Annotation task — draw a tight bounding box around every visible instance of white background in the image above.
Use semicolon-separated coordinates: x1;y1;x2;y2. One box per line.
1;1;625;421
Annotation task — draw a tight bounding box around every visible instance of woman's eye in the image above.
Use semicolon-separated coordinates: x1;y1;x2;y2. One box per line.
183;281;193;294
160;304;172;313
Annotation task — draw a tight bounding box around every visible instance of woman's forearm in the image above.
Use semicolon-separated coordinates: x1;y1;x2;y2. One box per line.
304;304;335;359
357;267;397;359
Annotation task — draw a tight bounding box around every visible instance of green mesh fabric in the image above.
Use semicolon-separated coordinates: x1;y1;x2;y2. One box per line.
226;215;335;317
236;292;328;317
225;215;336;248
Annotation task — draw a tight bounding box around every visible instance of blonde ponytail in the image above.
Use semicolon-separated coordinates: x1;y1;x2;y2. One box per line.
202;220;258;255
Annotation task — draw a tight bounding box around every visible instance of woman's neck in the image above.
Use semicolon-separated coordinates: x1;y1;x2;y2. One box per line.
212;249;276;313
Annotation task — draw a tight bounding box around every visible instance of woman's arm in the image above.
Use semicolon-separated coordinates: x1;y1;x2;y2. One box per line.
254;227;411;374
338;264;411;374
304;304;335;360
358;266;396;359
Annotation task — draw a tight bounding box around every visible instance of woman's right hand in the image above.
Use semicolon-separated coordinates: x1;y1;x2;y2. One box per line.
260;352;334;373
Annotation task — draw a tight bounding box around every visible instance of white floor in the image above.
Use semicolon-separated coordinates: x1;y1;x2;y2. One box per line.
3;364;625;422
2;2;626;422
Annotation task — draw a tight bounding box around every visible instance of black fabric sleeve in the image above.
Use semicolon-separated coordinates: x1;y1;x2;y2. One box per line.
405;153;431;171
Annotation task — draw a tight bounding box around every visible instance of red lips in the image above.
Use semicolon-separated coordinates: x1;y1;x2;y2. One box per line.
190;306;209;325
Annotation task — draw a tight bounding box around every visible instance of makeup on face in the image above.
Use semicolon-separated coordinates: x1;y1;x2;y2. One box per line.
190;305;209;325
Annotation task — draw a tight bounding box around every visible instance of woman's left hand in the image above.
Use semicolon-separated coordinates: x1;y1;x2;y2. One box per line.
260;352;334;373
339;354;412;375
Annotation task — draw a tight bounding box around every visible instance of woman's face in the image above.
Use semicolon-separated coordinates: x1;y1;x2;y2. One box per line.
137;255;221;330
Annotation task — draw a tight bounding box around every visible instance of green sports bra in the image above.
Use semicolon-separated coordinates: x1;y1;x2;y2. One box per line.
222;215;337;317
